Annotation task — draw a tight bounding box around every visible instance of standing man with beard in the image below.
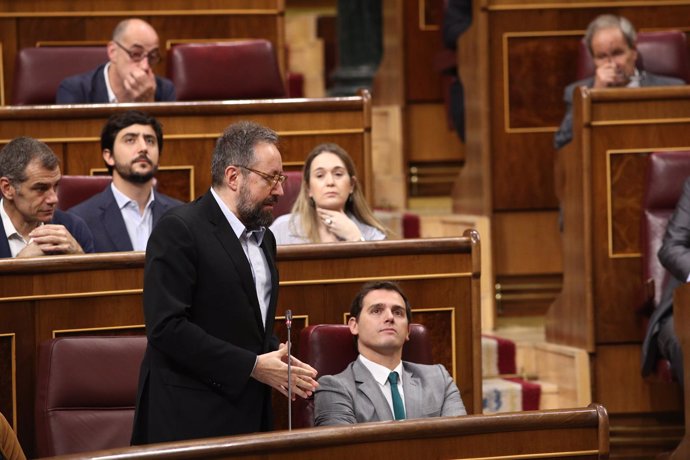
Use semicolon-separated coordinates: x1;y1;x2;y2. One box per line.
68;110;182;252
131;121;318;444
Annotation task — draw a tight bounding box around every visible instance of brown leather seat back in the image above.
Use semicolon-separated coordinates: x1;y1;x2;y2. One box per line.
167;40;286;101
642;151;690;308
12;47;107;105
57;175;112;211
34;336;146;457
272;171;302;218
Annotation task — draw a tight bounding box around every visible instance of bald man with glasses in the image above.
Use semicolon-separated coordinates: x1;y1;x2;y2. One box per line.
56;18;176;104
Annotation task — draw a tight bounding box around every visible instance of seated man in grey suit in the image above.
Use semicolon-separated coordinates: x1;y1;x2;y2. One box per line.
68;110;182;252
314;281;466;426
56;18;175;104
554;14;684;150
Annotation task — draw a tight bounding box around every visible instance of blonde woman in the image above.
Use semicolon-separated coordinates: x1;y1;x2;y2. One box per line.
270;143;388;244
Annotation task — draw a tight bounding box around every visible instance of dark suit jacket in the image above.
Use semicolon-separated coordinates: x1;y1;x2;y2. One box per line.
131;190;280;444
314;359;466;426
67;186;182;252
553;72;684;150
55;62;176;104
0;208;95;257
641;177;690;375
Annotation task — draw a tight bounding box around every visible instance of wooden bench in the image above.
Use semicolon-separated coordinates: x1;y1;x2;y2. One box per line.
0;235;480;457
45;405;610;460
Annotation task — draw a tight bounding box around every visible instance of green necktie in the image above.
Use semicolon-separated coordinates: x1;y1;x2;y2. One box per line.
388;371;406;420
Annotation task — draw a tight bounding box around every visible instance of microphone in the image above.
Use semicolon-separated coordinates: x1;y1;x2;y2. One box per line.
285;309;293;431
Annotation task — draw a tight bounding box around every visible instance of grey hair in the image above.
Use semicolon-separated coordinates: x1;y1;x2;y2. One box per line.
210;121;279;187
584;14;637;56
0;137;58;186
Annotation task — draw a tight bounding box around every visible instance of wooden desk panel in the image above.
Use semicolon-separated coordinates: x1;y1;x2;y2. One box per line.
46;405;610;460
0;94;373;203
455;0;690;316
0;0;285;105
549;86;690;422
0;236;480;457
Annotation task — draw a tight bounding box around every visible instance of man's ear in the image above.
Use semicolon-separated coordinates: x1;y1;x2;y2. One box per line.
0;177;15;200
106;41;118;62
348;316;358;336
102;149;115;167
405;324;411;342
225;165;241;191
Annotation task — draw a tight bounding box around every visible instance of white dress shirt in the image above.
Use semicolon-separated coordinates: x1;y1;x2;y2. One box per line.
0;198;41;257
111;184;155;251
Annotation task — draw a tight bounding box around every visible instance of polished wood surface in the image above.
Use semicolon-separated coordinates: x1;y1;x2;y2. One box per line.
49;405;610;460
0;0;285;105
0;93;374;205
0;236;480;457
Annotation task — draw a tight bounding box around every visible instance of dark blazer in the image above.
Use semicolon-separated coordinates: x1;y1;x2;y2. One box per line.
553;72;684;150
67;186;182;252
131;190;280;444
0;208;95;257
314;359;466;426
55;62;176;104
641;177;690;376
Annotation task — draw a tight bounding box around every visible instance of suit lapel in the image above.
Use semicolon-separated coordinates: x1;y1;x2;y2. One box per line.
100;189;133;251
0;217;11;258
151;196;169;226
401;362;422;419
202;192;265;333
353;359;393;421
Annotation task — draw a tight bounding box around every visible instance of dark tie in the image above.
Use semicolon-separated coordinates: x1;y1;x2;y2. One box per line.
387;371;406;420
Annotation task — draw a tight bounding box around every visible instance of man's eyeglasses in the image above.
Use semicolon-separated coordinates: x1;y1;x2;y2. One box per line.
114;40;161;66
237;165;287;188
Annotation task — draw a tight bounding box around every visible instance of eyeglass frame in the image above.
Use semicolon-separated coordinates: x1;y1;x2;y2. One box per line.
113;40;162;66
236;165;287;188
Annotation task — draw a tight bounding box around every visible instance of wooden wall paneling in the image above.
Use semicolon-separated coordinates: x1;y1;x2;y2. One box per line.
402;0;444;102
0;1;285;104
0;236;479;456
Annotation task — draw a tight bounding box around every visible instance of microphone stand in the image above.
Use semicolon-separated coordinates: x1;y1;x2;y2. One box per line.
285;309;293;431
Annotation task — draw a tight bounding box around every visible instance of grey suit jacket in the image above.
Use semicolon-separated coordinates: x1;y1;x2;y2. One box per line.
68;185;182;252
313;358;466;426
553;72;684;150
641;177;690;375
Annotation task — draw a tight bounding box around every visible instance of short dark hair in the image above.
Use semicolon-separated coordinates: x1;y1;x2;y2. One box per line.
0;137;59;186
350;280;412;321
211;121;279;187
100;110;163;174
